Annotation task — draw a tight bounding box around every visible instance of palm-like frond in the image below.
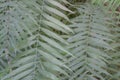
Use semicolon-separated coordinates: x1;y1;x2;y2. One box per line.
90;0;120;80
65;3;113;80
0;0;30;71
108;11;120;80
0;0;73;80
0;0;120;80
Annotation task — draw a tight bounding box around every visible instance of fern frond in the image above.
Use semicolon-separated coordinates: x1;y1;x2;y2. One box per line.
65;3;113;80
0;0;31;72
0;0;73;80
107;12;120;80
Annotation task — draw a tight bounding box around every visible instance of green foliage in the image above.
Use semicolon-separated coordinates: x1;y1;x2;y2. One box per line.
64;3;114;80
0;0;72;80
0;0;120;80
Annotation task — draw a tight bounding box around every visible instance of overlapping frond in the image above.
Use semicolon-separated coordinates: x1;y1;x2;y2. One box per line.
0;0;31;72
0;0;73;80
108;11;120;80
0;0;120;80
65;3;113;80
